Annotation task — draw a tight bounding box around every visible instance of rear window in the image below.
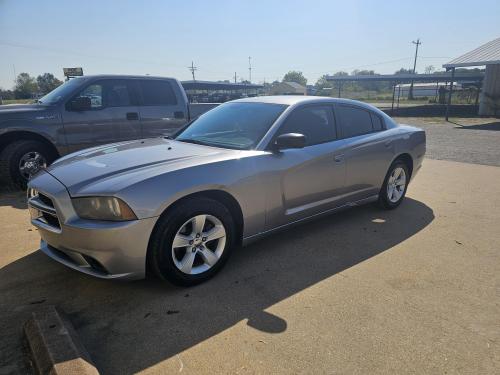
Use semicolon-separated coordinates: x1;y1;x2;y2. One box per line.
371;113;384;131
140;80;177;106
337;105;373;138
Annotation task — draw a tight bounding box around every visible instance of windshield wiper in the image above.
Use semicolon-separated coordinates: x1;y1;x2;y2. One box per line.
176;138;214;147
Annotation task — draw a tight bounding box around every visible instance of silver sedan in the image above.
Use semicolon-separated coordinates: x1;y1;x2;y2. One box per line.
27;96;426;285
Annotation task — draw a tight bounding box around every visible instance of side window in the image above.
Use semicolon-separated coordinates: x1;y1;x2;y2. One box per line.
76;83;103;109
370;113;384;131
277;105;336;146
105;80;131;107
337;105;373;138
140;80;178;106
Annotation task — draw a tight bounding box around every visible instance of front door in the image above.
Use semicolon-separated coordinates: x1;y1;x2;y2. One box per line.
61;79;141;153
269;104;346;227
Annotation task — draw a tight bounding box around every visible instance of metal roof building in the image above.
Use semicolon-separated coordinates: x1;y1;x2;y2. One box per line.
443;37;500;68
443;37;500;117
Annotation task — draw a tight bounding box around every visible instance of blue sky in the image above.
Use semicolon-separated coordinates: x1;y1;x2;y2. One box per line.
1;0;499;89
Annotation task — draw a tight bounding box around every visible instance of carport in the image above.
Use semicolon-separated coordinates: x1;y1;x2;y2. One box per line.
325;72;484;116
443;37;500;118
181;80;263;103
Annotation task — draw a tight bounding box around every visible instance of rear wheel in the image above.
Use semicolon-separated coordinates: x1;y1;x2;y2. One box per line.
148;197;236;286
378;160;409;210
0;140;56;190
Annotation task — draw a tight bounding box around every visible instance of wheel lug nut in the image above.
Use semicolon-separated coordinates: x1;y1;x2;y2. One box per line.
202;237;207;242
192;247;196;252
196;234;200;238
189;240;194;245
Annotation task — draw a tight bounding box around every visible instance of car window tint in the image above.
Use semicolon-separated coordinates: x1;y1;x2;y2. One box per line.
106;81;131;107
77;84;103;109
337;105;373;138
277;105;336;146
140;80;177;106
371;113;384;131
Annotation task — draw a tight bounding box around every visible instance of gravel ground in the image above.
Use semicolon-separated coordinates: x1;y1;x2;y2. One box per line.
395;117;500;167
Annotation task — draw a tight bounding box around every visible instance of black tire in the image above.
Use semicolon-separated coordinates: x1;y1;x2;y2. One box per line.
148;197;236;286
378;160;410;210
0;140;56;190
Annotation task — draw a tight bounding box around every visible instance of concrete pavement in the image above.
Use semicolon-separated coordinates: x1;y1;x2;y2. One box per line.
0;158;499;374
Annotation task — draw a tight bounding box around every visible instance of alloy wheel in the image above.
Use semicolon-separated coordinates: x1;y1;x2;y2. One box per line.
171;214;227;275
387;167;406;203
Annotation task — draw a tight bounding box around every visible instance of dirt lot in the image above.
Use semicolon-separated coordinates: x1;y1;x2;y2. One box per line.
1;118;499;374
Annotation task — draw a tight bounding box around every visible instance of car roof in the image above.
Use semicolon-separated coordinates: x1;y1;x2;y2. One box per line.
232;95;381;109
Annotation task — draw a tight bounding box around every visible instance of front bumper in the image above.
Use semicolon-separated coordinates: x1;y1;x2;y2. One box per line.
28;171;158;280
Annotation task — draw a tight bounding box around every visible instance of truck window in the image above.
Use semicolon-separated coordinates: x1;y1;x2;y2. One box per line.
106;81;131;107
77;84;103;109
140;80;178;106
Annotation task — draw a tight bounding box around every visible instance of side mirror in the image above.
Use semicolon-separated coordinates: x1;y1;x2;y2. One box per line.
274;133;306;151
68;96;91;111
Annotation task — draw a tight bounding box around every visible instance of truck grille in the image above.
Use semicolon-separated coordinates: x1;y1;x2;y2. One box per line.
28;191;61;230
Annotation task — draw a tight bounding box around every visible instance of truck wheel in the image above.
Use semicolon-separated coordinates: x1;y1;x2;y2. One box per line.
0;140;56;190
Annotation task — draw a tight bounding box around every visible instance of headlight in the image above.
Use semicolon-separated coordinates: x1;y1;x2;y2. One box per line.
72;197;137;221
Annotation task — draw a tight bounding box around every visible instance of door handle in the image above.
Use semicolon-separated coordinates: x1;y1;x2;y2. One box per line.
126;112;139;120
334;154;344;163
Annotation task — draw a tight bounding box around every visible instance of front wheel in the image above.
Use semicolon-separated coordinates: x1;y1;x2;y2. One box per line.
378;161;409;210
0;140;56;190
148;197;236;286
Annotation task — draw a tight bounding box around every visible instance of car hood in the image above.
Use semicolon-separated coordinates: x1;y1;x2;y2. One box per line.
45;138;240;195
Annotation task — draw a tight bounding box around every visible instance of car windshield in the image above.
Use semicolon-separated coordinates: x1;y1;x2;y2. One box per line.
175;102;287;150
37;77;85;105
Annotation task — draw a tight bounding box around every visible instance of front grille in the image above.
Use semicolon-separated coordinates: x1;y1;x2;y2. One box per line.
38;193;54;207
29;192;61;230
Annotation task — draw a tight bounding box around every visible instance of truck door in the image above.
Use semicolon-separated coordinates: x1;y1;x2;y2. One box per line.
138;79;188;137
61;79;141;153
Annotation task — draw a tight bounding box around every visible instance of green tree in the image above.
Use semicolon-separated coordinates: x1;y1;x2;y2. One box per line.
395;68;413;75
14;73;38;99
282;71;307;86
36;73;63;94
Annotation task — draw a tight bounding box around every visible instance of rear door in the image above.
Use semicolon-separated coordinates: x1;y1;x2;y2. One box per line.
103;79;142;142
138;79;188;137
335;104;394;202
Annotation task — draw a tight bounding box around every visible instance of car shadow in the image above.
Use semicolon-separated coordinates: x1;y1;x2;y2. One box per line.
0;198;434;374
451;121;500;131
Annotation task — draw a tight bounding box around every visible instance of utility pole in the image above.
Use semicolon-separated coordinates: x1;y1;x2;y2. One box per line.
248;56;252;83
234;72;237;83
408;38;421;99
188;61;197;81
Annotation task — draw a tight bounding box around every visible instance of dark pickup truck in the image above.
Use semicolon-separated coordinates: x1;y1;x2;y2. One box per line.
0;75;217;188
